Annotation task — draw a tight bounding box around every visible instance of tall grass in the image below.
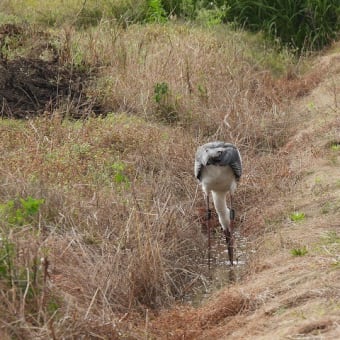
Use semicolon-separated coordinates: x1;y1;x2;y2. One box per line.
65;22;300;149
0;115;207;337
227;0;340;51
2;0;339;51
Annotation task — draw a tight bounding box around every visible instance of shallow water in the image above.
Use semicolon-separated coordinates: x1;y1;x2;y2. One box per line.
186;229;249;306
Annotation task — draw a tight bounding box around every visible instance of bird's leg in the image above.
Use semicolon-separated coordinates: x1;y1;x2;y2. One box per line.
226;193;236;265
206;193;212;270
229;193;235;233
223;194;235;265
206;194;212;221
224;228;233;266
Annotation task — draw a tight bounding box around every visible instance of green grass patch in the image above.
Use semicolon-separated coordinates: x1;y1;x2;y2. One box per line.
330;142;340;152
290;246;308;257
290;211;306;222
0;196;44;226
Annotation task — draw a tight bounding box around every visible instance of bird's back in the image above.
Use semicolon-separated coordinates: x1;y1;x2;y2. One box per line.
194;141;242;194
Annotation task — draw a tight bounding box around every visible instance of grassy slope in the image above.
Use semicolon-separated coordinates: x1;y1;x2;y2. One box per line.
0;6;339;338
147;47;340;339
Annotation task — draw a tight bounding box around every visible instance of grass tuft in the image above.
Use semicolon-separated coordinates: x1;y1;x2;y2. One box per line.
290;246;308;257
290;211;306;222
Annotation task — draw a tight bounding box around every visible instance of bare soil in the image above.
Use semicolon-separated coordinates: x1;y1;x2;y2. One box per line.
0;24;103;118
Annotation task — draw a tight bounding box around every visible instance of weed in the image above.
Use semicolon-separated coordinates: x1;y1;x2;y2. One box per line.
0;238;15;283
289;211;305;222
291;246;308;257
330;142;340;152
331;261;340;268
153;82;179;124
308;102;315;110
0;195;44;291
315;177;322;184
154;82;169;104
111;160;130;188
274;306;287;316
0;196;44;226
46;295;62;315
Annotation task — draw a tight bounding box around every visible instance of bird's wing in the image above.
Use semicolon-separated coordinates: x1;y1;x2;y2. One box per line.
195;142;242;181
194;151;204;180
195;142;242;180
218;145;242;180
194;159;202;180
195;142;238;181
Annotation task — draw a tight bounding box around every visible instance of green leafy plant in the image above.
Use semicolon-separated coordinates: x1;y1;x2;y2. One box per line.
291;246;308;256
290;211;305;222
0;238;15;283
153;82;179;124
0;196;45;287
111;161;130;188
146;0;167;23
0;196;44;226
154;82;169;103
0;194;53;320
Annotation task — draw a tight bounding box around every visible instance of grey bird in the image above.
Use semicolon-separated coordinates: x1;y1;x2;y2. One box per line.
194;141;242;265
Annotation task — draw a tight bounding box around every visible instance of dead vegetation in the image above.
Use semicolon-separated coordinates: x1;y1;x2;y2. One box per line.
0;13;338;340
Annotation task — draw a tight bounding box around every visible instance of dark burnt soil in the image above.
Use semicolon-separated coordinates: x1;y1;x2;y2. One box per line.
0;24;104;119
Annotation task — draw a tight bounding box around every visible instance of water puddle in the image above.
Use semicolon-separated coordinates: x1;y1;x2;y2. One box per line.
186;230;249;307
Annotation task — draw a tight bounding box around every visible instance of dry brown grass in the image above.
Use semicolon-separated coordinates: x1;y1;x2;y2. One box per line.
146;289;252;340
66;22;303;144
0;15;327;338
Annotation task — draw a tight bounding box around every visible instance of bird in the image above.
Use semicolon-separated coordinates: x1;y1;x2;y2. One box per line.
194;141;242;265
